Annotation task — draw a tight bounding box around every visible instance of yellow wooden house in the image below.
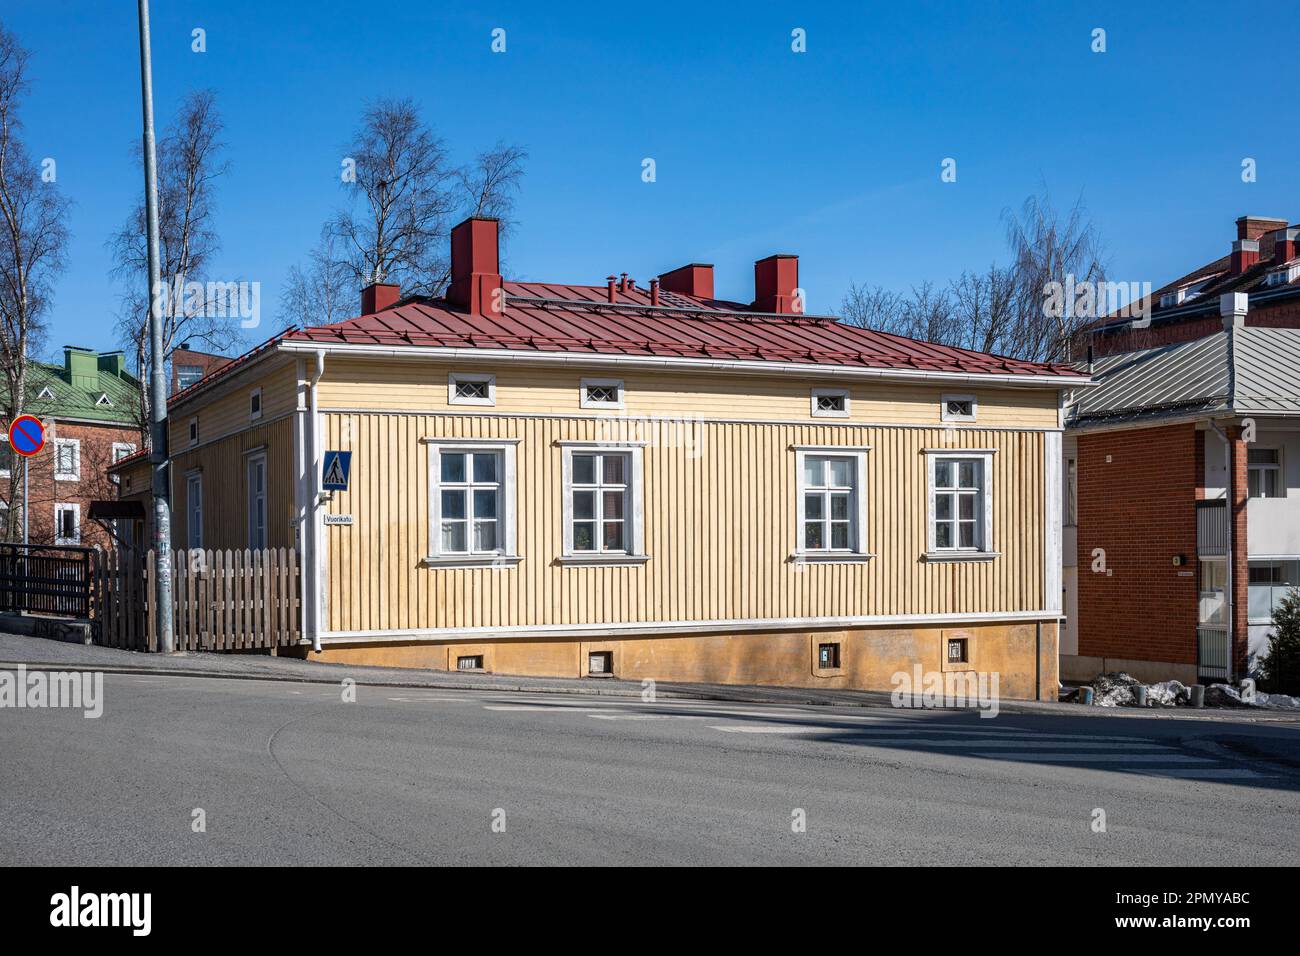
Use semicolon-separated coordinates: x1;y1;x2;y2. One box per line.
162;217;1087;698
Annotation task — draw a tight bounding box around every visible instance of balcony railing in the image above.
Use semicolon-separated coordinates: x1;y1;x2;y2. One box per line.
1196;501;1228;557
1197;626;1230;680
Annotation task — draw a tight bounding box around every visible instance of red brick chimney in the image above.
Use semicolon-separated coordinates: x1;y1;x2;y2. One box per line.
657;263;714;300
360;282;400;315
753;254;800;314
448;217;503;318
1269;226;1298;264
1236;215;1288;242
1229;239;1260;276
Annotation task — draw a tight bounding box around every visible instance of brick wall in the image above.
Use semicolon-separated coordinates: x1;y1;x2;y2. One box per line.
1091;296;1300;356
1076;422;1199;665
11;419;144;548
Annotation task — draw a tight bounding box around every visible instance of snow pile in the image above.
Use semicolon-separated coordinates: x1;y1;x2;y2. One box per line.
1078;673;1300;708
1206;684;1300;709
1091;672;1140;707
1146;679;1191;706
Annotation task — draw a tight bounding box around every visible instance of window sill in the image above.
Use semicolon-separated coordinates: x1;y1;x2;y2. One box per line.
54;474;79;482
791;552;875;564
557;554;650;567
421;554;523;569
924;551;1001;563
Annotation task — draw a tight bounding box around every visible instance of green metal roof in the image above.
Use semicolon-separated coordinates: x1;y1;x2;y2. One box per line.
24;350;142;425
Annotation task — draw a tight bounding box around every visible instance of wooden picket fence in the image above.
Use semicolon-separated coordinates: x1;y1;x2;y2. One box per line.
93;548;300;652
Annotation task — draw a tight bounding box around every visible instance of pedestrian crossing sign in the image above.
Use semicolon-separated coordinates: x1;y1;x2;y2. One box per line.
322;451;352;491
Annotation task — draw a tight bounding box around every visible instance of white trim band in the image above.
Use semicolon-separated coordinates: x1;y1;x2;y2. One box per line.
314;609;1064;645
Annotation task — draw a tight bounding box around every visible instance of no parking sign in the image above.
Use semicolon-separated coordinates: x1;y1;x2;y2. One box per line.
8;415;46;457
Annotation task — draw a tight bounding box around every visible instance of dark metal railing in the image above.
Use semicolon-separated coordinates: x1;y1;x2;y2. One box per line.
1196;500;1228;557
0;543;97;619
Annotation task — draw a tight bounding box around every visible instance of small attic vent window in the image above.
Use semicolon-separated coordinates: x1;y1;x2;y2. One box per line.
96;393;113;407
1265;264;1300;287
1159;280;1210;309
37;386;55;400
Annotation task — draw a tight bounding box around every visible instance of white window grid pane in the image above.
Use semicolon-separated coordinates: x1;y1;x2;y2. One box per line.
439;451;502;554
803;455;857;551
934;458;983;550
571;452;630;553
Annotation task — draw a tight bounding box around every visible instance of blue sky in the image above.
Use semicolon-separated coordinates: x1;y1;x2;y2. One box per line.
7;0;1298;357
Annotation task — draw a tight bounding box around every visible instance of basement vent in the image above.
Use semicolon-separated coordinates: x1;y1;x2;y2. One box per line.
456;655;484;671
817;642;841;670
588;651;613;676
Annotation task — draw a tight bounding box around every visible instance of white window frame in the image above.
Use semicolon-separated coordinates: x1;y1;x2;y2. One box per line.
580;378;625;410
37;386;55;400
448;372;496;407
54;502;80;545
175;364;204;391
810;387;850;419
941;393;978;423
247;452;267;550
1247;446;1283;499
249;387;263;421
925;449;997;561
186;472;203;550
96;392;113;407
793;446;871;562
1064;456;1078;527
559;442;647;565
0;436;10;479
188;417;199;446
424;438;520;567
109;442;137;486
54;438;80;481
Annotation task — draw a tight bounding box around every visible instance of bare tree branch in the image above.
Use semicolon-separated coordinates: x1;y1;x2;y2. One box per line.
283;100;527;324
109;90;239;426
0;21;72;540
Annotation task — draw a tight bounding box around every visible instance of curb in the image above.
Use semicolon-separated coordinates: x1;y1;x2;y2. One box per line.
3;656;1298;722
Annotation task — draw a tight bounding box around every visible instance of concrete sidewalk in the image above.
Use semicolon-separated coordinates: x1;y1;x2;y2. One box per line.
3;630;1299;724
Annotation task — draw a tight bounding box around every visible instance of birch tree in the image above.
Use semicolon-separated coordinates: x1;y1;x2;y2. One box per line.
281;99;526;323
0;23;71;540
110;89;234;433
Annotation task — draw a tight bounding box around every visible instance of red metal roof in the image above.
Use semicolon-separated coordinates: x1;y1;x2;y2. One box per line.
284;281;1081;379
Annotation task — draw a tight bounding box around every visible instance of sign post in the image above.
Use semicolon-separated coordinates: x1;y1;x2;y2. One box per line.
9;415;47;545
322;451;352;492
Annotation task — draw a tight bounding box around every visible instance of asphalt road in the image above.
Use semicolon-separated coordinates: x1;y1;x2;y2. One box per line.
2;672;1298;865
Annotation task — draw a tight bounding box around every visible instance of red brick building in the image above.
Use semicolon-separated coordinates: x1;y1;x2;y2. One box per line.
1064;214;1300;684
3;347;144;548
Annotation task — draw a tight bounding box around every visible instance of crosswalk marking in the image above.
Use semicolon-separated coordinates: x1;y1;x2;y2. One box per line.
1128;768;1273;780
974;753;1211;764
469;698;1275;781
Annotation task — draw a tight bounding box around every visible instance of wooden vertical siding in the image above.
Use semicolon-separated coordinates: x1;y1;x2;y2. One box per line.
168;416;296;552
322;412;1046;633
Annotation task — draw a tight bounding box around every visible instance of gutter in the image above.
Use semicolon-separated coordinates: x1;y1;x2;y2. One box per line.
307;351;325;652
276;340;1095;390
1205;418;1235;683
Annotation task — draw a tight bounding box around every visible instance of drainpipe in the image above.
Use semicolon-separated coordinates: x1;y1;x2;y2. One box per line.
1206;418;1234;683
307;350;325;652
